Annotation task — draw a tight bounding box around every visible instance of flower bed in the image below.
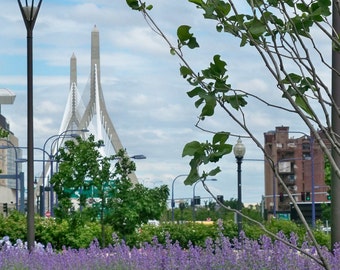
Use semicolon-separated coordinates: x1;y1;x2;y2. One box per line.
0;233;339;269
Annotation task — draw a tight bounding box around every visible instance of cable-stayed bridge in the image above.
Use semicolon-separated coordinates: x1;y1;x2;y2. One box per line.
59;26;132;164
36;26;138;215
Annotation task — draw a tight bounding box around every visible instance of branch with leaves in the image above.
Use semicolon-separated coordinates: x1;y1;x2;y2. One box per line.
125;0;339;268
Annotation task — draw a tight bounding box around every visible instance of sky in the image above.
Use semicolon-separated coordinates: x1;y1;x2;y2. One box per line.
0;0;326;205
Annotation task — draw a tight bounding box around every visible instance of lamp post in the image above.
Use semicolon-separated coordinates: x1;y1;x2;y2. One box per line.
171;174;188;222
0;143;52;213
41;129;88;217
233;138;246;237
18;0;43;250
192;178;217;221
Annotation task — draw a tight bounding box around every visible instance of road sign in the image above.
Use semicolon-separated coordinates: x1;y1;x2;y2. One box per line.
45;211;51;218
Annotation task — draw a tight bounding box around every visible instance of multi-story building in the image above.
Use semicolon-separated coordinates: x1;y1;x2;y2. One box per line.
264;126;330;220
0;88;21;214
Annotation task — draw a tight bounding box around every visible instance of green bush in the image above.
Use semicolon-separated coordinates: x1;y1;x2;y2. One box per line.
134;219;331;249
0;211;26;241
0;212;330;250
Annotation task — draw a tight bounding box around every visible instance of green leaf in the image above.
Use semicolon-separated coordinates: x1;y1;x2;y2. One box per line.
240;33;248;47
214;1;231;18
201;93;217;116
212;132;229;145
180;65;194;78
207;167;221;176
146;4;153;10
182;141;202;157
216;24;223;32
224;94;248;109
126;0;140;10
245;18;266;39
177;25;199;49
188;0;204;7
194;98;204;108
187;87;205;98
281;73;302;84
296;3;309;13
187;36;200;49
295;95;314;118
177;25;193;43
201;55;227;82
183;170;200;186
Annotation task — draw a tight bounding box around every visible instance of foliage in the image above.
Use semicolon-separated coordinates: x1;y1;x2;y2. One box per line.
137;222;219;248
167;197;251;222
105;180;169;238
51;134;105;221
135;218;330;249
182;132;232;184
0;211;26;241
0;223;337;269
51;135;169;241
0;211;330;251
125;0;340;266
0;128;9;139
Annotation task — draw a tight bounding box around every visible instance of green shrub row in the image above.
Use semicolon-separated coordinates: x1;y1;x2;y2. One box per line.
0;211;331;250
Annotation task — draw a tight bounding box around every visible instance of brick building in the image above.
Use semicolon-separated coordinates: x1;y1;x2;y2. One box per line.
264;126;330;218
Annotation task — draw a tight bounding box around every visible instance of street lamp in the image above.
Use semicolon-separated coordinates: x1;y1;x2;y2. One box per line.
18;0;43;250
233;138;246;237
192;178;217;221
41;129;88;217
171;174;188;222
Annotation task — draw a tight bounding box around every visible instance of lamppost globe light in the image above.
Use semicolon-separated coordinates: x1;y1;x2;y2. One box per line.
233;138;246;158
234;138;245;238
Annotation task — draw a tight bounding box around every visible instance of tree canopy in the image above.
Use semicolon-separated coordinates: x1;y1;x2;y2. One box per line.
51;134;169;238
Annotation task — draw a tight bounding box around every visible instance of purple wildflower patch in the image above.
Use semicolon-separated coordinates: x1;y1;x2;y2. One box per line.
0;233;339;269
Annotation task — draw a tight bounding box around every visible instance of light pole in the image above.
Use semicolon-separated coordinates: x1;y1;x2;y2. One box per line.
0;144;53;214
192;178;217;221
18;0;43;250
233;138;246;237
331;0;340;248
41;129;88;217
171;174;188;222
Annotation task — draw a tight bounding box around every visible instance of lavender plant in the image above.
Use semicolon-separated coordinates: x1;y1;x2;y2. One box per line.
0;231;339;269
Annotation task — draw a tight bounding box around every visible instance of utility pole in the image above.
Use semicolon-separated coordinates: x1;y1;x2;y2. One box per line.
331;0;340;249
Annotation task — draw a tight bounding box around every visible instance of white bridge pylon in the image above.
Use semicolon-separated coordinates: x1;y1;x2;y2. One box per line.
48;25;138;184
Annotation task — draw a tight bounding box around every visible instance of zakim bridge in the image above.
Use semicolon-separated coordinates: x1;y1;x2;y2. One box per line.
35;26;138;216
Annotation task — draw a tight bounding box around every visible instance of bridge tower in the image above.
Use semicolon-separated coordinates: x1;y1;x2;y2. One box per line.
59;25;138;183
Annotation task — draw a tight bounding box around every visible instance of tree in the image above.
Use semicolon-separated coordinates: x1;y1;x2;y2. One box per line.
126;0;339;268
51;134;105;222
51;135;169;242
105;176;169;237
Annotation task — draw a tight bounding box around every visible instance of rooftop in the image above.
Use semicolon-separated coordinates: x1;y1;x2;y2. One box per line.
0;88;16;104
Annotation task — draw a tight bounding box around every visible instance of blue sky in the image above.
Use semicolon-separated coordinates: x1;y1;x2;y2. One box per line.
0;0;318;204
